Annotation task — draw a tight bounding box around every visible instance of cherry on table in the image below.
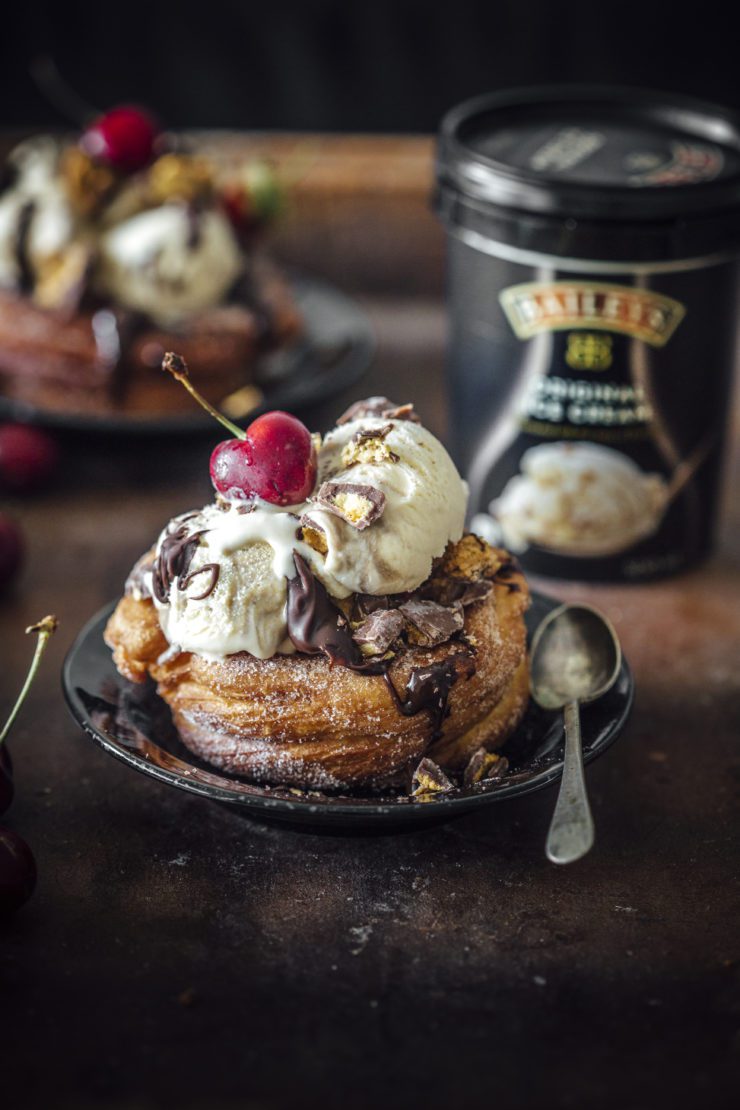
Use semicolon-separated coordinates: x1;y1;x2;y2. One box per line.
0;513;24;587
0;826;36;917
81;106;158;172
0;424;58;494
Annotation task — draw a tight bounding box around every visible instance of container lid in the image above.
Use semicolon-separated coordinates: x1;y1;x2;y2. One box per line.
435;85;740;265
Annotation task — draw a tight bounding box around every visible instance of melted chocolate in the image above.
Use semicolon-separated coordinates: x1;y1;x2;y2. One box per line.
286;553;385;673
287;554;477;740
383;653;475;741
151;524;207;604
15;201;36;294
178;562;220;601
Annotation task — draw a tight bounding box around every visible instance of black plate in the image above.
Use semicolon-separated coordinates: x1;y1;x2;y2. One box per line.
62;592;634;829
0;276;375;435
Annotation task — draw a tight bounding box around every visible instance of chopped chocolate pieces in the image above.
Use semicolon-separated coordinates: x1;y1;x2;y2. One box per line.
353;593;393;618
383;402;420;423
298;517;329;555
286;552;386;674
458;579;493;606
352;608;405;656
354;423;393;442
314;481;386;530
336;396;421;425
341;424;399;468
420;576;493;607
411;758;454;799
399;598;464;646
337;397;395;424
463;749;509;787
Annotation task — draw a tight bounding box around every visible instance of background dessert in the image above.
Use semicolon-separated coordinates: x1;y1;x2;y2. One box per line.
0;108;302;417
105;385;530;791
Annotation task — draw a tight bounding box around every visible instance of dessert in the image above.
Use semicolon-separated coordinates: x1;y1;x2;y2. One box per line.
104;360;530;793
0;108;302;417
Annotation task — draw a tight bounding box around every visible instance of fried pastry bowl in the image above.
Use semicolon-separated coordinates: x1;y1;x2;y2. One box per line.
104;536;530;791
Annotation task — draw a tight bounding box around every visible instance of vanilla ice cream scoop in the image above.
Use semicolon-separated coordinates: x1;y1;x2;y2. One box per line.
493;441;668;557
145;410;468;660
96;203;242;325
0;138;78;291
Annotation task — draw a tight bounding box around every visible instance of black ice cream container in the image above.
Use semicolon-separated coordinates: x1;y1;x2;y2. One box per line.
434;85;740;581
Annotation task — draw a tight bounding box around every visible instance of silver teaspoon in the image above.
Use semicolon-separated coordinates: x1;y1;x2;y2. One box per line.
530;603;622;865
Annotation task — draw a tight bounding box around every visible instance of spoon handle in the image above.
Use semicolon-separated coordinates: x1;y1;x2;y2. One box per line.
546;700;595;865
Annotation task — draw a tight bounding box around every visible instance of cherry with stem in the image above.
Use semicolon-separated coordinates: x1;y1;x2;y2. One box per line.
161;352;317;505
0;616;58;817
0;616;58;918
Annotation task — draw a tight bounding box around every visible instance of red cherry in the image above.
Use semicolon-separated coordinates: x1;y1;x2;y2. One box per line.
0;826;36;916
210;411;317;505
81;106;158;172
0;513;23;587
0;424;58;494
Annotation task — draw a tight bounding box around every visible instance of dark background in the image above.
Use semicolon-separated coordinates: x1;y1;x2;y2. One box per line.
2;0;740;133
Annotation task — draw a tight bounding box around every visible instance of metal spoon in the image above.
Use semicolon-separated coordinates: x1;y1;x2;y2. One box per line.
530;603;622;865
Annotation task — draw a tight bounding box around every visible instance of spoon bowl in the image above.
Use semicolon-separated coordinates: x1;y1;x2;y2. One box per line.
530;603;622;710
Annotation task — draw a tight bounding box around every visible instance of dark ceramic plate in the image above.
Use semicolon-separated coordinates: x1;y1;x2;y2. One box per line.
0;276;375;435
62;592;634;829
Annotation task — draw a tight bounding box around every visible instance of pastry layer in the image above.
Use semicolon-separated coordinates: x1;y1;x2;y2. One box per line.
0;265;301;416
105;539;530;790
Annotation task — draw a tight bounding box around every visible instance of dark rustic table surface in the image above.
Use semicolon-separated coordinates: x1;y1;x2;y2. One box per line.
1;138;739;1110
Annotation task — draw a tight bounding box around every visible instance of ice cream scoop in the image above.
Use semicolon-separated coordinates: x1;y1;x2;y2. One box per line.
143;408;468;661
96;203;242;325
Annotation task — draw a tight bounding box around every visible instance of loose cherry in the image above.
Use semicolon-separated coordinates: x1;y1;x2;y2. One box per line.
81;106;158;172
162;353;317;504
0;513;24;588
0;826;36;916
0;616;58;817
0;424;59;494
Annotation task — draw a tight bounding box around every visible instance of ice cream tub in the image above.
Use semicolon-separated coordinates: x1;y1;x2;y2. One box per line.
434;86;740;580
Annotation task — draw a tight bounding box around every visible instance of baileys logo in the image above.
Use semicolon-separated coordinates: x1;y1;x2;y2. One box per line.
499;281;685;347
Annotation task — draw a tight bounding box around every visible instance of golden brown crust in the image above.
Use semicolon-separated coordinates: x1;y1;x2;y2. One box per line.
104;540;530;790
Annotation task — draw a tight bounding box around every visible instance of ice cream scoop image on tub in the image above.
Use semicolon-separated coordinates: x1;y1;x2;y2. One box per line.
489;442;669;558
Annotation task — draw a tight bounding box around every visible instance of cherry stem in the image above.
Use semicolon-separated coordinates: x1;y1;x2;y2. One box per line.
161;352;246;440
29;55;100;126
0;616;59;749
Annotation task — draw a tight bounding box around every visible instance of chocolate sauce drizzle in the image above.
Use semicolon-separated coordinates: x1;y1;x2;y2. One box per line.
286;553;476;740
286;553;385;674
151;524;207;603
15;201;36;294
383;656;476;741
178;562;220;601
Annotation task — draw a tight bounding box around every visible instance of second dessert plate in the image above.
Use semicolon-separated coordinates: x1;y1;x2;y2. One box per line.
62;592;634;830
0;276;375;435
